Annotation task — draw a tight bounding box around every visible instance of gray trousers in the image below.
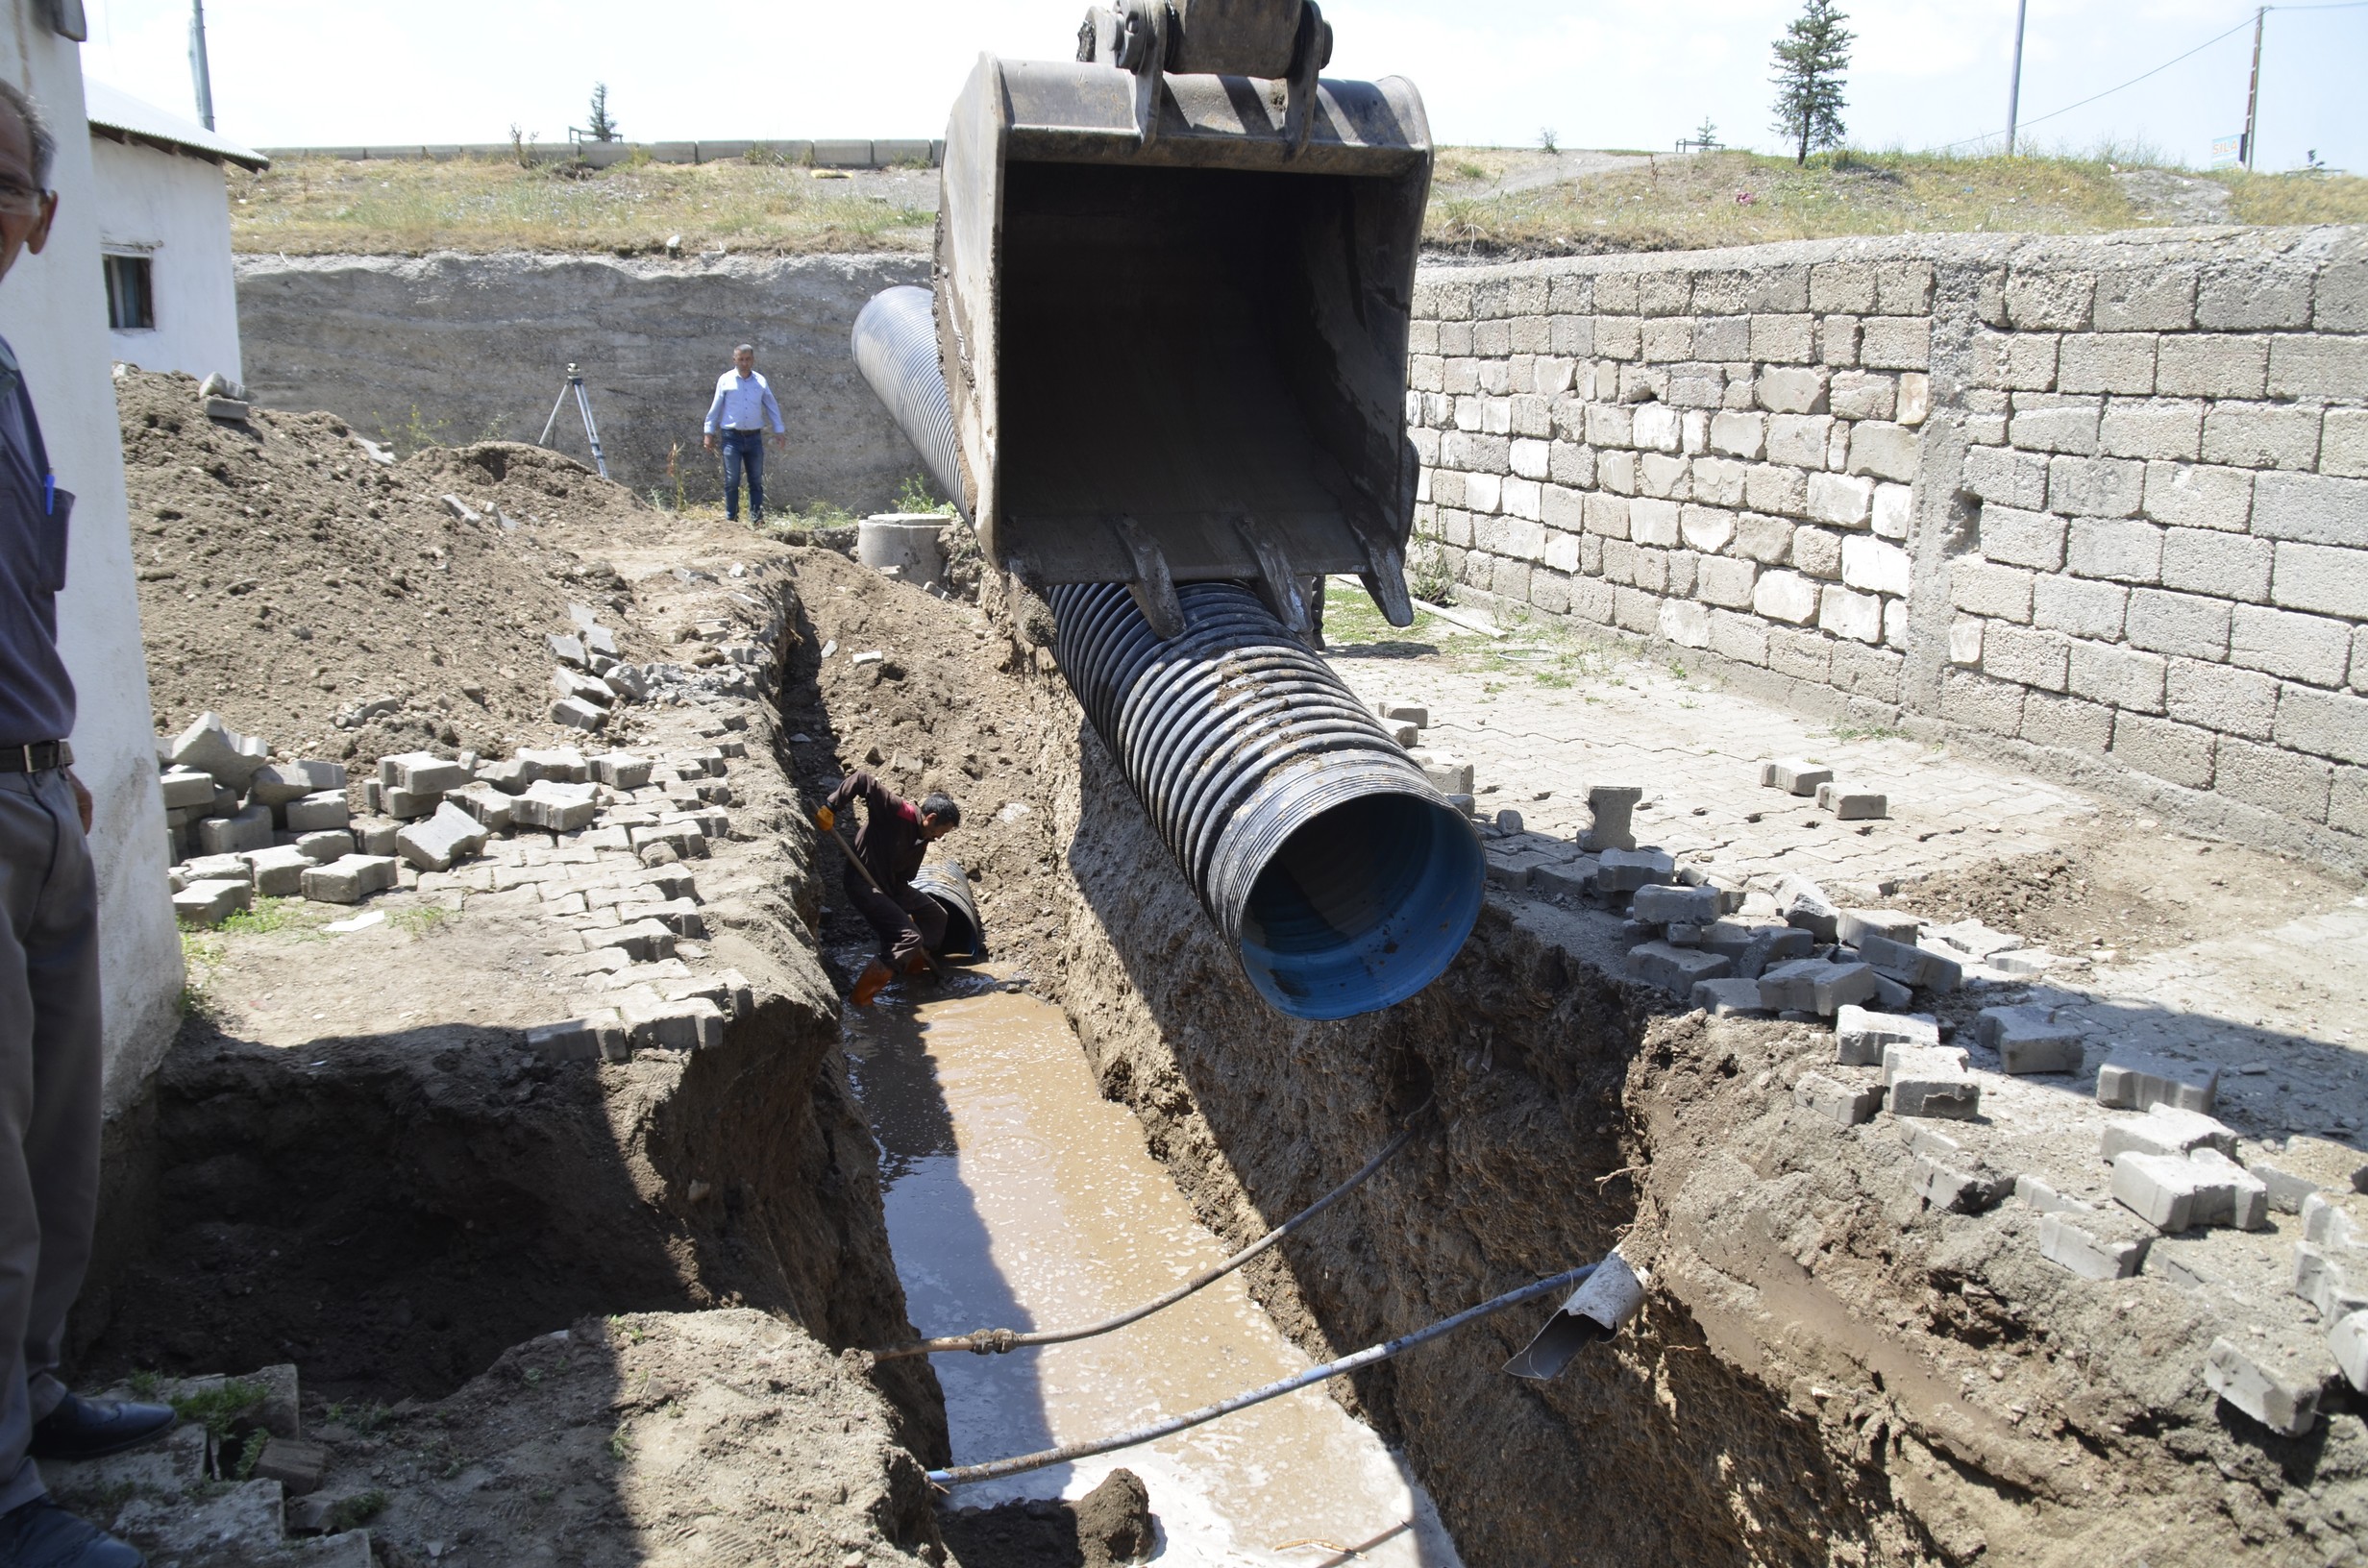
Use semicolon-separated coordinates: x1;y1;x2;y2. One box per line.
0;769;102;1515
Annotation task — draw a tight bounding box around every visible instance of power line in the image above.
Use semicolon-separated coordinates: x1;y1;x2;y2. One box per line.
1936;1;2368;154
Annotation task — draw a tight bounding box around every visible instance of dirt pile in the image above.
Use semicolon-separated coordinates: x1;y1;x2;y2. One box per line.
120;369;675;761
939;1470;1155;1568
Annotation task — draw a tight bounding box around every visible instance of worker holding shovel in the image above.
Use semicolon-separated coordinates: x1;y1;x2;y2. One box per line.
815;772;960;1006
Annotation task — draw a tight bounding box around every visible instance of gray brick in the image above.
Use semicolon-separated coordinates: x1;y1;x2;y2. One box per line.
1770;414;1836;469
2094;267;2197;331
1756;366;1829;414
2007;270;2095;331
1736;511;1794;561
2099;399;2204;461
2022;692;2114;752
1964;446;2050;509
2254;473;2368;547
1691;457;1747;507
2275;684;2368;765
2204;403;2322;471
1874;260;1936;314
2059;333;2158;395
1973;331;2060;391
2154;334;2268;400
2198;265;2314;330
2325;409;2368;480
1595;317;1640;359
2049;455;2145;518
1860;317;1932;371
1790;525;1843;578
1952;561;2035;622
2358;625;2368;694
1940;669;2027;735
1983;624;2071;691
1809;262;1877;313
1694;316;1751;360
1641;318;1692;361
1744;465;1808;517
2070;640;2169;711
2332;766;2368;835
2267;335;2368;400
1818;315;1861;366
2271;540;2368;618
1828;371;1896;421
2034;576;2129;639
2161;527;2274;602
1749;313;1814;363
1698;554;1759;607
2314;257;2368;330
2067;517;2164;582
2214;737;2332;823
2110;713;2217;789
1980;506;2066;570
1847;422;1919;482
1584;493;1631;537
2143;462;2253;532
2231;603;2354;685
2125;588;2232;660
2010;393;2101;454
1549;441;1595;487
2167;660;2280;739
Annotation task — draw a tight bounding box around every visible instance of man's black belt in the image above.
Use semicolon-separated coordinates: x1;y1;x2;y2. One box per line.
0;741;72;772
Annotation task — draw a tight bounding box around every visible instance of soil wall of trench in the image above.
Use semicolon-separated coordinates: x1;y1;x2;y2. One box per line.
950;571;2366;1567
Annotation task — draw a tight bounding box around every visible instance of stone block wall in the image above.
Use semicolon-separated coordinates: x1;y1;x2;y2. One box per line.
1406;228;2368;862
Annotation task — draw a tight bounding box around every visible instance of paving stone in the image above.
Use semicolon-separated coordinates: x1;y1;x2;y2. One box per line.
180;852;248;882
2188;1147;2272;1230
2039;1209;2153;1279
526;1011;624;1063
283;791;351;834
517;746;591;783
291;829;352;863
604;663;651;702
158;766;219;811
1975;1004;2086;1074
397;802;492;871
590;918;678;962
1838;909;1921;947
1628;941;1733;994
1376;699;1430;727
547;631;588;668
443;781;517;832
2331;1311;2368;1394
2205;1331;2327;1436
2097;1052;2220;1114
1835;1004;1939;1066
2111;1150;2217;1231
351;817;401;856
552;667;615;709
1795;1070;1884;1126
195;804;274;857
1849;933;1959;992
170;711;269;787
2245;1136;2368;1213
552;697;608;731
1912;1153;2010;1213
301;854;399;904
1758;958;1878;1015
516;780;600;832
247;759;347;808
1776;875;1839;941
1407;747;1474;796
2014;1174;2097;1214
1883;1042;1981;1119
1701;918;1813;978
382;785;442;820
1760;757;1834;795
1596;846;1677;894
241;845;317;898
1690;976;1769;1017
172;878;251;926
1925;919;2024;960
617;897;707;937
380;751;469;795
591;751;654;789
1815;782;1887;820
1633;884;1719;924
1579;784;1642;851
252;1436;328;1495
620;992;725;1050
2102;1105;2238;1161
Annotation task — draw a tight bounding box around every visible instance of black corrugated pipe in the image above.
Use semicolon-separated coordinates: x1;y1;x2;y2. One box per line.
910;859;985;960
851;287;1485;1019
851;286;968;516
1051;580;1483;1018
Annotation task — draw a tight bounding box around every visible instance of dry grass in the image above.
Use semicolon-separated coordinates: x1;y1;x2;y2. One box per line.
230;153;934;257
2223;170;2368;227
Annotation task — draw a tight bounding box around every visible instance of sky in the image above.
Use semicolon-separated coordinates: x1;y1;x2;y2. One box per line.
75;0;2368;173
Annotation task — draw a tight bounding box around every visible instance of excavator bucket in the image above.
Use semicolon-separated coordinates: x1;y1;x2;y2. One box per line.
921;0;1432;637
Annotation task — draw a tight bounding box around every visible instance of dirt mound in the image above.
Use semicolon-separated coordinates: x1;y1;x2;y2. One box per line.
121;369;676;761
940;1470;1155;1567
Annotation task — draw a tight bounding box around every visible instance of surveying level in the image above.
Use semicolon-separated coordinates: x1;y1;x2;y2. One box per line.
538;362;611;480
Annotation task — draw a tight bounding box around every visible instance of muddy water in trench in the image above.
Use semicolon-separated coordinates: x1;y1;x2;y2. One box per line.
847;980;1464;1568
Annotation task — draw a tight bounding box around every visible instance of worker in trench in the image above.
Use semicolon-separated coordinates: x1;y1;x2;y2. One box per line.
815;771;961;1006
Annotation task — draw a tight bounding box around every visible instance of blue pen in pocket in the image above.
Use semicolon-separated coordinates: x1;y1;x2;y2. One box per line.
43;472;55;515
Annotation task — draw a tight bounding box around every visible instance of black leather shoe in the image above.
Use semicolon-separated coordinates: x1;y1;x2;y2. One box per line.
0;1497;144;1566
25;1396;175;1462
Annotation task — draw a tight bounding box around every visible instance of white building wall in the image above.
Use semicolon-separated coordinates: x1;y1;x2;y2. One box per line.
0;10;185;1114
90;134;242;382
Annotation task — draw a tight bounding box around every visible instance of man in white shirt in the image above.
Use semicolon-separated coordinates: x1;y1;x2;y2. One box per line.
702;343;785;524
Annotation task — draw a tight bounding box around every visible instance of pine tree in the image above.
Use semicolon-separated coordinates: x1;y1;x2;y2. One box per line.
1769;0;1852;165
585;83;620;143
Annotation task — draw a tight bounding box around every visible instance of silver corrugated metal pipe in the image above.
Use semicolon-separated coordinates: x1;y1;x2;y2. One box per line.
852;286;1484;1019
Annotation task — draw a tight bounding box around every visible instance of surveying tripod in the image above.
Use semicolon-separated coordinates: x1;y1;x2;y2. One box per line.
537;363;611;479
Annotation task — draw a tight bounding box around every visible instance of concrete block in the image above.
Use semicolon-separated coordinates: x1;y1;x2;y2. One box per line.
515;780;600;833
351;818;401;856
552;667;615;708
380;751;469;795
197;805;274;857
396;802;491;871
1912;1154;2010;1214
1574;784;1641;853
1759;958;1878;1016
172;879;252;926
2331;1311;2368;1394
1759;757;1832;796
444;781;516;832
287;830;349;865
1595;846;1677;894
620;993;726;1051
2103;1106;2239;1162
248;759;347;807
526;1013;624;1063
1701;919;1811;978
177;853;247;884
1815;782;1887;820
604;663;650;702
171;711;269;788
547;632;588;668
2205;1333;2324;1436
284;791;350;833
1408;747;1474;796
591;752;654;789
1807;471;1876;527
1796;1071;1885;1127
2038;1211;2151;1280
1975;1005;2085;1074
1838;910;1919;947
382;785;442;821
2187;1148;2271;1231
1691;976;1770;1017
1633;884;1719;924
516;746;591;783
301;854;399;904
1835;1005;1938;1066
1882;1043;1980;1119
2097;1053;2219;1114
1627;941;1732;995
1777;876;1840;942
552;697;608;731
241;845;316;898
2111;1151;2218;1231
1856;933;1960;992
158;766;217;810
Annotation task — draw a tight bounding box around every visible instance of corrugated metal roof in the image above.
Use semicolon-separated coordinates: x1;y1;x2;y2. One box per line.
85;80;267;172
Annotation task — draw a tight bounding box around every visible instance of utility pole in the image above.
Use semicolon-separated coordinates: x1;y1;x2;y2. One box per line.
2004;0;2029;156
2241;5;2264;170
188;0;215;132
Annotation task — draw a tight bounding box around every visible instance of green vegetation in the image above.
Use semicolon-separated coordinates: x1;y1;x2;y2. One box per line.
1770;0;1855;165
893;473;957;516
170;1378;268;1438
327;1492;390;1531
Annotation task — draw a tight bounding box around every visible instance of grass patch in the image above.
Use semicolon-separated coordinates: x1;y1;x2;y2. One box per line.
388;905;452;939
170;1378;268;1438
326;1491;389;1531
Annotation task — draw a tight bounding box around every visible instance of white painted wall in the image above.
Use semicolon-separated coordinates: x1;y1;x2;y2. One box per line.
90;133;241;382
1;4;184;1115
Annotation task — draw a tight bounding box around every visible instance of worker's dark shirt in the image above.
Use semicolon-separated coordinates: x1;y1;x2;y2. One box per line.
0;333;74;747
827;770;926;893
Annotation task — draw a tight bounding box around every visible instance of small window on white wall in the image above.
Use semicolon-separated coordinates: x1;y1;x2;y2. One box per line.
104;255;154;331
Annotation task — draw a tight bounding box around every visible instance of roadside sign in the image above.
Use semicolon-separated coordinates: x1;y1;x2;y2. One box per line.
2210;134;2245;170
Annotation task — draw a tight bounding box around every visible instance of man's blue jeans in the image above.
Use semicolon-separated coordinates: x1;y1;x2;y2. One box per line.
719;429;767;521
